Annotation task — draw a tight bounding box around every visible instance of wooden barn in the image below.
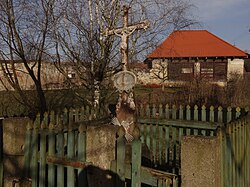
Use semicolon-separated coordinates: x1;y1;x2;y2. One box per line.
145;30;248;85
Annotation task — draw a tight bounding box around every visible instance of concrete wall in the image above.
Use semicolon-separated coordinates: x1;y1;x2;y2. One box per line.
86;125;117;170
2;117;32;187
181;136;221;187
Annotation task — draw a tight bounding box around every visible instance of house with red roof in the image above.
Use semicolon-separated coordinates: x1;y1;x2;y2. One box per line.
144;30;248;86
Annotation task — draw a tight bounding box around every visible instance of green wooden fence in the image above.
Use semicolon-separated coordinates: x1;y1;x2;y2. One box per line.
136;104;246;175
24;111;89;187
110;126;179;187
220;112;250;187
20;103;248;187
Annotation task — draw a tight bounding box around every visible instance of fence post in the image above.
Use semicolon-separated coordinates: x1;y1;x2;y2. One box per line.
57;121;65;187
132;127;141;187
31;114;40;187
67;109;75;187
23;121;32;178
77;124;87;187
217;126;225;187
48;122;56;187
39;122;46;187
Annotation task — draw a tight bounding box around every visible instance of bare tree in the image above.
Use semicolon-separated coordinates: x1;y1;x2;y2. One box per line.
53;0;198;110
0;0;57;118
150;59;168;90
0;0;198;117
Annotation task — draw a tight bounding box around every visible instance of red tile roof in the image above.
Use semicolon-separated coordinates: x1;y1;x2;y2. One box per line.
147;30;248;58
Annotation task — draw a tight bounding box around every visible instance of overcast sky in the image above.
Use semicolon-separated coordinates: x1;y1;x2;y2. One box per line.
191;0;250;53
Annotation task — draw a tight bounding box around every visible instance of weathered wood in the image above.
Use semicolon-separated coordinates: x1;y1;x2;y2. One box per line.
137;118;220;130
186;105;191;120
39;124;46;187
56;122;64;187
47;156;90;168
48;123;56;187
202;105;206;121
220;114;250;187
111;161;177;187
67;109;75;187
77;124;87;187
132;134;141;187
210;106;214;122
179;105;183;120
227;107;232;123
0;120;3;187
165;126;169;164
24;121;32;177
172;105;177;119
194;105;198;121
165;104;170;119
31;133;38;187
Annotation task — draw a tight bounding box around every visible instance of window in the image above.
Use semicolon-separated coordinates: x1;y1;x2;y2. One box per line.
181;68;193;73
201;68;213;78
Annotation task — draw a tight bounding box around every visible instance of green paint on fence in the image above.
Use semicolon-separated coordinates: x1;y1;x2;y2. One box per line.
0;121;3;187
132;138;141;187
48;124;56;187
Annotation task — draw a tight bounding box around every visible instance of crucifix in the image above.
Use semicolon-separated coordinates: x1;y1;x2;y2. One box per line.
104;5;150;71
104;5;150;141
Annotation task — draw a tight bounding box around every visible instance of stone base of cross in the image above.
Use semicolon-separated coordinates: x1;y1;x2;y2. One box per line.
111;70;137;142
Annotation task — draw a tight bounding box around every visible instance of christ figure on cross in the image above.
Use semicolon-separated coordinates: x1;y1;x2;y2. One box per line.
104;5;150;71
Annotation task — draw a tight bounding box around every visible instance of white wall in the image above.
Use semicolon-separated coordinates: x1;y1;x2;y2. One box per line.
227;59;244;79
